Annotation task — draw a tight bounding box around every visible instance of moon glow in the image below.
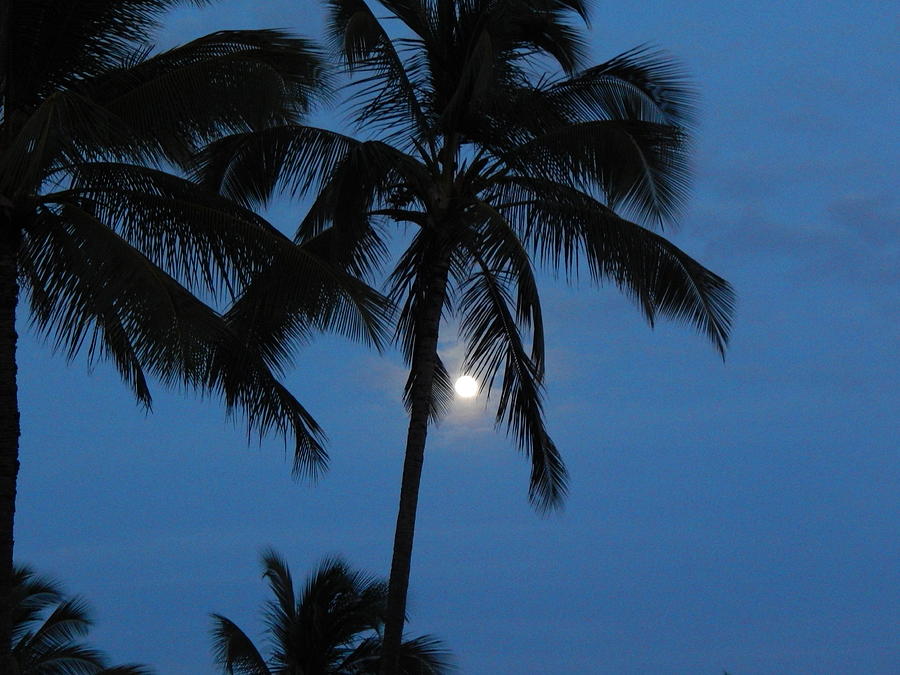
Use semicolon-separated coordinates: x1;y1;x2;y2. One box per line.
454;375;479;398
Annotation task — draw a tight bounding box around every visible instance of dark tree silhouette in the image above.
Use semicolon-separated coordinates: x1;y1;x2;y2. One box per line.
0;0;388;665
195;0;735;669
11;563;152;674
211;550;451;674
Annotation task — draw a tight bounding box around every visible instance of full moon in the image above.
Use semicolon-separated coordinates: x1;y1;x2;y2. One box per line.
454;375;479;398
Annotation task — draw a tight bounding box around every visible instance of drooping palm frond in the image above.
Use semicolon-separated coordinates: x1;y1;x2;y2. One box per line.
223;236;392;370
457;254;566;510
461;201;545;375
19;203;329;470
0;89;135;199
491;175;734;353
61;163;286;297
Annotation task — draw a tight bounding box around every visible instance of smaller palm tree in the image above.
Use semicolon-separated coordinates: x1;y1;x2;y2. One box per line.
11;563;151;674
212;550;451;674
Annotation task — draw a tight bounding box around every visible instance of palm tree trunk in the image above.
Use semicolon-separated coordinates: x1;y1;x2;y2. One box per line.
0;230;19;664
380;259;449;675
0;2;19;662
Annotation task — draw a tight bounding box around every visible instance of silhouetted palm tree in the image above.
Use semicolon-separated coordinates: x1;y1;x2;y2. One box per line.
211;550;451;674
12;563;152;674
0;0;388;663
196;0;735;668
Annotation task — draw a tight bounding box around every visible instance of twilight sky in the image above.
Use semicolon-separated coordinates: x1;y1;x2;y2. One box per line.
16;1;898;673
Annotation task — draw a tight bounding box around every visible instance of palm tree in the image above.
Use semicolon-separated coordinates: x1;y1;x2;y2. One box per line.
0;0;388;663
195;0;736;669
11;563;152;674
211;549;451;674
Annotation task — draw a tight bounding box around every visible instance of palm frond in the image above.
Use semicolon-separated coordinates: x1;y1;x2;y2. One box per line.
59;163;290;298
222;233;393;388
0;90;136;198
500;118;691;226
293;139;429;296
260;549;297;646
403;354;455;423
491;0;589;74
494;176;734;353
210;614;271;675
341;633;453;674
15;643;108;675
15;597;93;653
4;0;210;106
457;252;566;510
291;557;387;670
75;29;329;166
10;566;65;645
21;204;329;471
8;562;148;674
396;634;455;674
466;201;545;375
192;126;358;209
296;138;429;238
327;0;433;144
548;46;697;129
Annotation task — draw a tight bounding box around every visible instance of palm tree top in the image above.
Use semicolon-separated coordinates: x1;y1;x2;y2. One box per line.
11;563;152;674
2;0;392;471
197;0;734;510
0;2;390;661
211;549;453;674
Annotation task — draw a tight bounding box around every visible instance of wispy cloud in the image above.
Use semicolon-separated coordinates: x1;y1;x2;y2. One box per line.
689;191;898;291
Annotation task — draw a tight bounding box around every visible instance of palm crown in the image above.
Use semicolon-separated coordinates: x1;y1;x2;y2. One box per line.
211;550;451;674
4;0;384;453
199;0;734;504
11;563;151;674
0;0;390;660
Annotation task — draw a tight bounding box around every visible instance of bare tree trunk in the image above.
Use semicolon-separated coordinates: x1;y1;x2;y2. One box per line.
380;259;449;675
0;232;19;666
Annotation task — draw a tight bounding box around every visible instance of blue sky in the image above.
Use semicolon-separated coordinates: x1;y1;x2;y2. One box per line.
16;1;898;673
